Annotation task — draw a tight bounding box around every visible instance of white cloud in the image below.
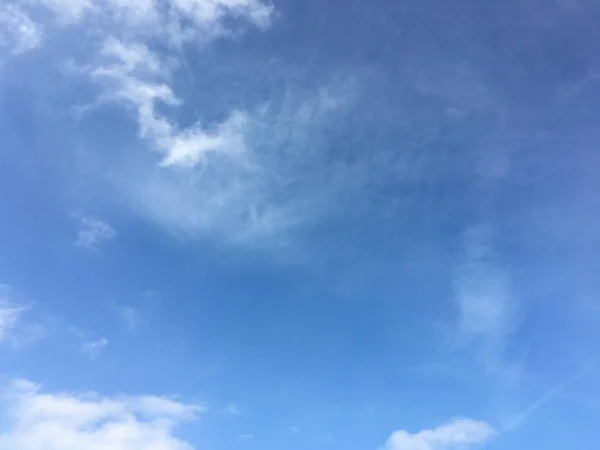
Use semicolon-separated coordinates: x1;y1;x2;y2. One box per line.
0;379;203;450
7;0;359;254
5;0;274;167
382;419;496;450
91;38;247;168
0;5;42;54
81;337;108;358
454;225;517;370
22;0;273;43
76;217;116;251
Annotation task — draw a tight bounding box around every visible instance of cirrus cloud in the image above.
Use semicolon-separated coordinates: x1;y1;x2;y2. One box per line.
3;0;366;254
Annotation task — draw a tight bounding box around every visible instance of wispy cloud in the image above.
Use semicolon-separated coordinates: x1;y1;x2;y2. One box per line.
0;290;23;342
116;79;360;250
221;402;242;415
81;336;108;359
0;379;204;450
0;4;42;55
0;286;46;348
76;216;116;251
382;418;496;450
90;37;248;168
116;305;140;330
3;0;368;253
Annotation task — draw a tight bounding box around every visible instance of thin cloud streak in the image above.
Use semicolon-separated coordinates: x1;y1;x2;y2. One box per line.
504;381;566;431
504;361;598;431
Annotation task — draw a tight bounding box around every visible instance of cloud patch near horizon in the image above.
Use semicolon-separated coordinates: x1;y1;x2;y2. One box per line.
382;418;496;450
0;379;204;450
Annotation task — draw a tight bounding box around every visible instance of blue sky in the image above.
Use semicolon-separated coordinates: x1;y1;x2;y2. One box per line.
1;0;600;449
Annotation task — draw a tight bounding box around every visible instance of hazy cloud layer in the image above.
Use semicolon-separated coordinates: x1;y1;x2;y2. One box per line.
80;336;109;359
454;224;518;372
0;4;42;55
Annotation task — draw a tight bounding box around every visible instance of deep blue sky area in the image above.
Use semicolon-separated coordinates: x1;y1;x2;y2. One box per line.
1;1;600;450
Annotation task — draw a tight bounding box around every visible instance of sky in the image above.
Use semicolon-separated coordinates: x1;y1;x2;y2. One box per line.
0;0;600;449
